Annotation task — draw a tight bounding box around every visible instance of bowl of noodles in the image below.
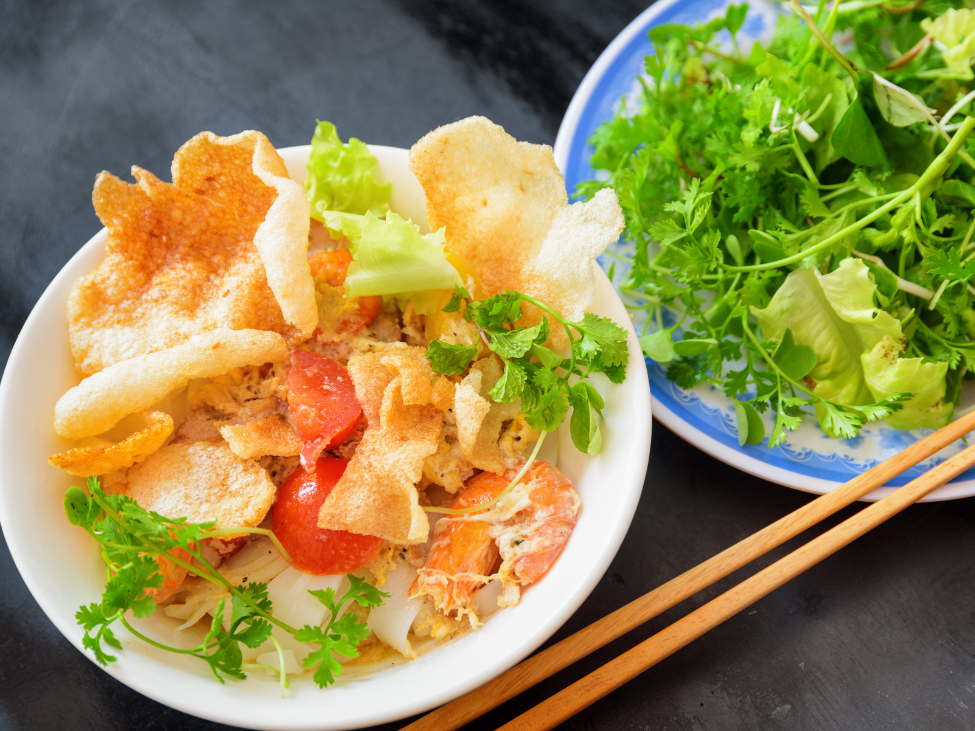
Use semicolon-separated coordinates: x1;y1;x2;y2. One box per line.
0;119;651;729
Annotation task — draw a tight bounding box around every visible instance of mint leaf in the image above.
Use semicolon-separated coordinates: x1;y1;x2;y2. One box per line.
426;340;478;376
488;360;527;404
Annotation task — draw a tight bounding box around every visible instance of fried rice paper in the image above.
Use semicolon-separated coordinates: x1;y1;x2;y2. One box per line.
319;346;441;544
48;411;173;477
54;328;287;439
69;130;315;376
220;416;301;459
410;116;566;298
454;356;522;474
126;441;276;533
410;117;624;345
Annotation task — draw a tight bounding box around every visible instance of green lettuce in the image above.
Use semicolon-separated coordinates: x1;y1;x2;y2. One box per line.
921;9;975;79
306;121;391;217
754;257;950;430
322;210;462;300
861;338;952;429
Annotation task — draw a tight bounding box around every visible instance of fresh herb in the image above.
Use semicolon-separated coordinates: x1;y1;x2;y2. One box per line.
580;0;975;445
424;287;629;455
65;478;388;692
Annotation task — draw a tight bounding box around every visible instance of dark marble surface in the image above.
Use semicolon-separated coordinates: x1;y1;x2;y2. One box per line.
1;1;974;729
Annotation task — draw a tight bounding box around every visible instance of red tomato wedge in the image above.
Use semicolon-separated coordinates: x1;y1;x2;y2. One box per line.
288;350;362;470
273;458;383;575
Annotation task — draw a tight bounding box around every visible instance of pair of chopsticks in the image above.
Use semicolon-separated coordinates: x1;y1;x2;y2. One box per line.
403;409;975;731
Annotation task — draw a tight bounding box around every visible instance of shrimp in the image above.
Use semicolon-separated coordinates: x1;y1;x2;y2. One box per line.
410;460;580;624
145;546;193;603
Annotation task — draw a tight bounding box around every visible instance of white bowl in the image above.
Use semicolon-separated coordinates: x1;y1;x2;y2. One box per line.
0;144;651;730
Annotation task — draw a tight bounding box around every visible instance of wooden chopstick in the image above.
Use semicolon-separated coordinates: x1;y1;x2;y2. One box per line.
498;439;975;731
403;409;975;731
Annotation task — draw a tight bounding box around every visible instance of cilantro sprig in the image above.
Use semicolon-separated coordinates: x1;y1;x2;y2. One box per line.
65;478;388;693
581;0;975;444
425;287;629;455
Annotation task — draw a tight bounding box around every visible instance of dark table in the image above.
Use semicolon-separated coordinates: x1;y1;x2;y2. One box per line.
2;1;974;729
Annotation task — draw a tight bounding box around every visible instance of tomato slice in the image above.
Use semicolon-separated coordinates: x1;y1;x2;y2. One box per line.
288;350;362;470
272;458;383;575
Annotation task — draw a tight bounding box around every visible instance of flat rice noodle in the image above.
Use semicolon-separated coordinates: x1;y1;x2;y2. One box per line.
69;130;316;376
48;411;173;477
409;117;624;347
219;416;301;459
125;441;276;534
54;328;287;439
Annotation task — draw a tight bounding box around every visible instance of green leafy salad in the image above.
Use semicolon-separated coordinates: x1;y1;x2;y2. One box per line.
581;0;975;446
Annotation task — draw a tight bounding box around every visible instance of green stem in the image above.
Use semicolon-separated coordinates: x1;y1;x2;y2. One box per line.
204;527;293;565
721;117;975;273
423;431;547;516
518;293;579;374
791;130;819;185
269;632;289;699
792;0;857;81
120;615;205;655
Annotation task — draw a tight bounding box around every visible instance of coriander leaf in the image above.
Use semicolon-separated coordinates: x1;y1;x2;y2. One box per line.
927;249;975;282
768;410;803;448
574;313;630;371
819;403;863;440
330;613;371;648
525;386;570;432
294;625;345;688
308;587;338;616
103;554;162;619
344;574;390;608
230;582;272;634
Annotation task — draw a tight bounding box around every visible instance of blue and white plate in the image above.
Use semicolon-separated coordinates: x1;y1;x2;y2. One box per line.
554;0;975;501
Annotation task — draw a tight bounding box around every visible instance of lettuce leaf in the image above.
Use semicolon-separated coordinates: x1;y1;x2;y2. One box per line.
324;210;463;299
306;121;391;217
755;257;951;429
753;257;900;407
861;338;952;429
921;9;975;79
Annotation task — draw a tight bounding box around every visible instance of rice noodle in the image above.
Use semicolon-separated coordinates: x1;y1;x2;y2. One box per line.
366;558;424;658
